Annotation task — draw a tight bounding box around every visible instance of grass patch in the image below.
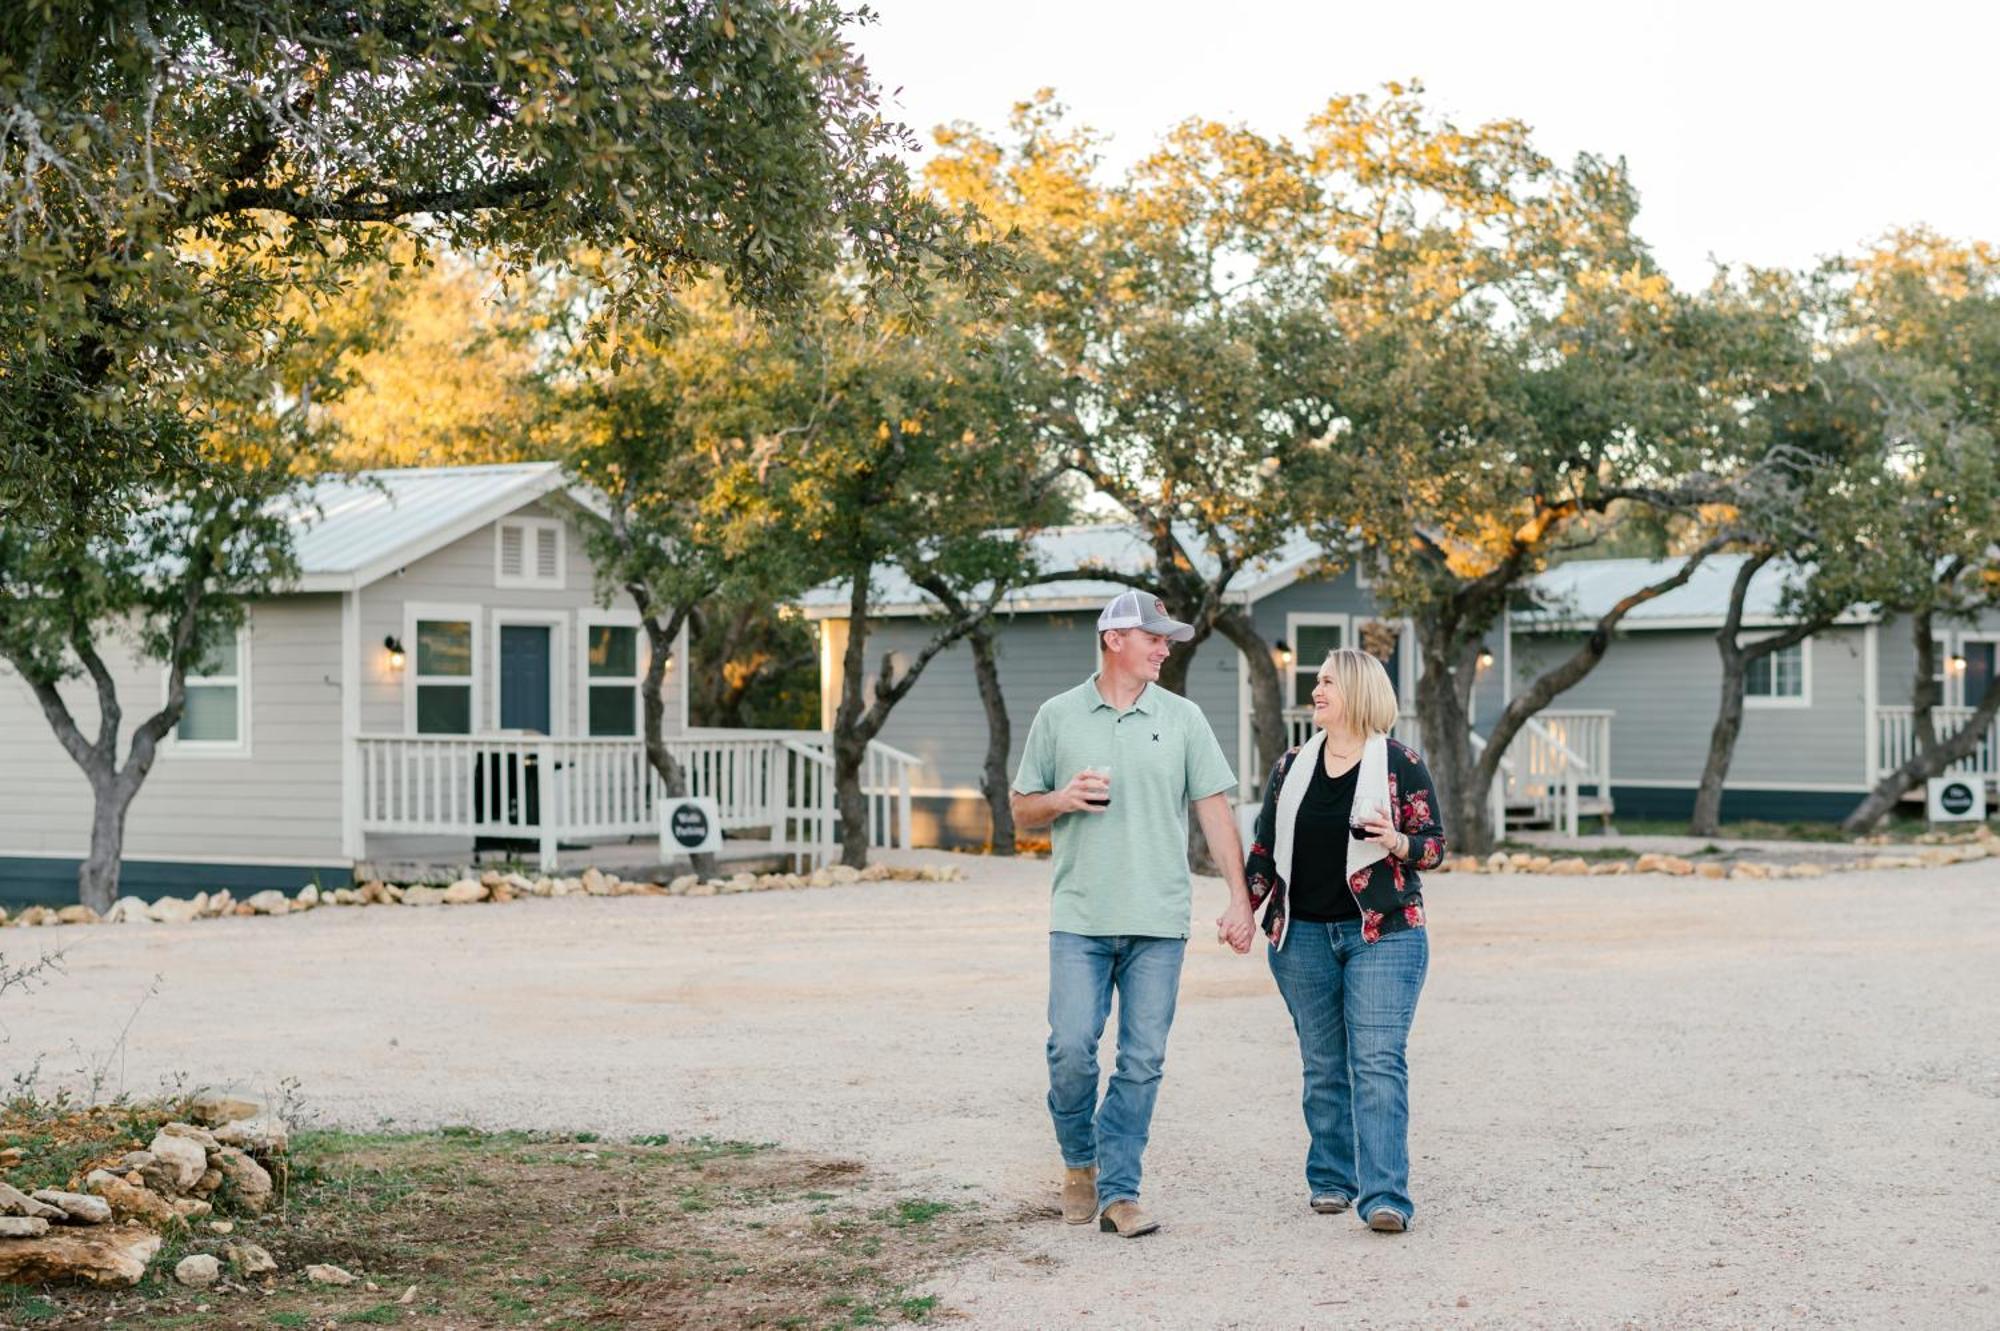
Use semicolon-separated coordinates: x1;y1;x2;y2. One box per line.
1;1127;998;1330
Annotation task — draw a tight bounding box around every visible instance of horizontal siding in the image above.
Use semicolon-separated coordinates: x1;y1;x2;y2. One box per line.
856;613;1243;798
357;499;683;738
1511;625;1870;787
0;596;346;861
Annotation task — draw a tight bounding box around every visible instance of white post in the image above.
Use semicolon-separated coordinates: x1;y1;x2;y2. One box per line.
898;763;912;850
341;589;364;860
537;740;558;870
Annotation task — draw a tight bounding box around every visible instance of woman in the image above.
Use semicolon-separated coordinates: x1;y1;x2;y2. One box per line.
1243;647;1446;1234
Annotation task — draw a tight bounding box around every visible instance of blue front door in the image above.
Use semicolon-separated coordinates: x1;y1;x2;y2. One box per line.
499;625;552;734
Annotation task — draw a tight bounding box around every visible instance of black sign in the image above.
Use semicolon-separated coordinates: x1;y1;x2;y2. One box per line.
1938;781;1977;816
670;803;713;848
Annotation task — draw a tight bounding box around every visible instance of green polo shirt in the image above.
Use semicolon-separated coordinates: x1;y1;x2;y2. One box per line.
1012;674;1237;938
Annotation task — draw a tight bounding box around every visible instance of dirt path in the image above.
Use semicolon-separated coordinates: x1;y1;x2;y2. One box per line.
8;851;1998;1329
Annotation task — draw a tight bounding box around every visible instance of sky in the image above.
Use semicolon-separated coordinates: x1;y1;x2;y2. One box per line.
847;0;2000;291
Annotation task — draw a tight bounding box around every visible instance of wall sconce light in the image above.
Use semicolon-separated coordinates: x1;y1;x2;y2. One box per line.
384;634;405;670
1274;639;1292;668
664;649;676;670
1477;648;1495;671
1947;653;1968;675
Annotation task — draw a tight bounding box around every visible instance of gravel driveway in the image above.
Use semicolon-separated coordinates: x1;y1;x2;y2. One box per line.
8;851;1998;1329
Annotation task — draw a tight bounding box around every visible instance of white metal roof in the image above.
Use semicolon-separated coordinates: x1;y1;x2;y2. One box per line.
1517;555;1876;630
795;524;1338;618
285;463;570;593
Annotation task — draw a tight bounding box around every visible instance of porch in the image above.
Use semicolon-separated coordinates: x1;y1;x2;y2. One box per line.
1277;705;1617;837
346;728;919;873
1873;706;2000;784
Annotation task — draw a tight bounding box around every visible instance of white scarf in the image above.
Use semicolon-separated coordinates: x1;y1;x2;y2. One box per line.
1270;730;1392;950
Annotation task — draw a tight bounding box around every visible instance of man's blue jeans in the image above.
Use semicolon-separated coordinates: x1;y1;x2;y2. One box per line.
1267;921;1428;1222
1046;931;1187;1209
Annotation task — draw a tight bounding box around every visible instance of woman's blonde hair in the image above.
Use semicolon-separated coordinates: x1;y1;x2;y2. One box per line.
1319;647;1400;735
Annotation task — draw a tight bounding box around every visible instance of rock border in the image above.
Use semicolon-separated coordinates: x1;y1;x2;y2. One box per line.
0;862;966;929
1437;825;1994;879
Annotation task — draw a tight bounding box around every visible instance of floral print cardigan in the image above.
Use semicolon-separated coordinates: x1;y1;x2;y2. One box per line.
1243;737;1448;947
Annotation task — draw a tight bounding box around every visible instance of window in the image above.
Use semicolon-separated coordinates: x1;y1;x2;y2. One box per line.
495;518;564;589
415;617;475;733
585;622;642;736
1745;639;1808;705
175;623;248;749
1285;615;1347;706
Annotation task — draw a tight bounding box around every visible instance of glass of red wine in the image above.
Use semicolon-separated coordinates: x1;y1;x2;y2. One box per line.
1082;765;1112;809
1349;804;1383;841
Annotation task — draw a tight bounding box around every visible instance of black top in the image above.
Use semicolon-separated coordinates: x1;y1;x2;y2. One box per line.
1288;753;1362;922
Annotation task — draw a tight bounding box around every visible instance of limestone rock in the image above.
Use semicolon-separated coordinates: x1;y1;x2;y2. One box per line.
0;1217;50;1238
829;865;862;884
213;1116;289;1155
147;896;200;924
192;1167;223;1197
685;880;718;897
190;1088;265;1127
1588;861;1631;876
105;896;153;924
1730;862;1772;880
147;1129;210;1192
1696;862;1730;880
295;884;321;908
30;1191;112;1225
160;1122;221;1151
531;877;557;897
0;1223;161;1287
440;879;488;905
306;1262;357;1286
329;888;361;905
15;906;55;927
357;881;394;904
401;885;445;907
244;889;291;916
174;1253;220;1287
1547;857;1591;876
1485;851;1512;873
667;874;699;894
581;867;613;896
226;1241;277;1277
1633;852;1668;874
479;869;504;888
0;1182;67;1221
170;1197;212;1220
1787;862;1828;878
56;904;100;925
83;1173;177;1228
212;1147;273;1215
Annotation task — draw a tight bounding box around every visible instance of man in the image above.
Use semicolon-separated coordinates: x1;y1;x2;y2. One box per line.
1010;590;1258;1238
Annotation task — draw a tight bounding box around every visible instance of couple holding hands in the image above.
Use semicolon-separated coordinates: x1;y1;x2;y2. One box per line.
1010;590;1446;1238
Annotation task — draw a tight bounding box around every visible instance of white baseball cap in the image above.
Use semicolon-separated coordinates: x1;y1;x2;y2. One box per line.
1096;589;1194;642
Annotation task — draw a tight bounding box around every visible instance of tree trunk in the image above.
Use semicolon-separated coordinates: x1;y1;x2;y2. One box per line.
635;600;716;879
1415;629;1490;855
832;564;879;870
968;622;1015;854
77;776;139;913
1690;652;1749;836
1214;606;1287;779
1842;619;2000;833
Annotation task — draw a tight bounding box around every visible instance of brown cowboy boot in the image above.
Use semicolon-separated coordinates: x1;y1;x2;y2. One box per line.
1061;1165;1097;1225
1097;1199;1160;1238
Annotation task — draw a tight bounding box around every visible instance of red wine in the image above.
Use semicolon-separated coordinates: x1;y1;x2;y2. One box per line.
1086;796;1111;808
1348;823;1374;841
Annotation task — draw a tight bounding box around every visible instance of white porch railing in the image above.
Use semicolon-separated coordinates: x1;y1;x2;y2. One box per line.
1874;706;2000;781
354;731;921;870
1277;706;1612;837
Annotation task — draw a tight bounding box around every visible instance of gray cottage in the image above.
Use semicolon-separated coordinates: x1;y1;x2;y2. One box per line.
1;464;914;906
801;536;1999;845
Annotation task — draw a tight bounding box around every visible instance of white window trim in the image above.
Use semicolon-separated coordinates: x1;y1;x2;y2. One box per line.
1285;612;1350;707
164;621;252;756
491;608;569;736
404;602;483;735
1743;634;1812;709
494;516;566;590
1951;631;2000;709
578;608;645;738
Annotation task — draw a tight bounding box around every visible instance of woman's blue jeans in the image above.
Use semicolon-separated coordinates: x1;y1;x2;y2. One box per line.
1267;921;1428;1222
1046;931;1187;1209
